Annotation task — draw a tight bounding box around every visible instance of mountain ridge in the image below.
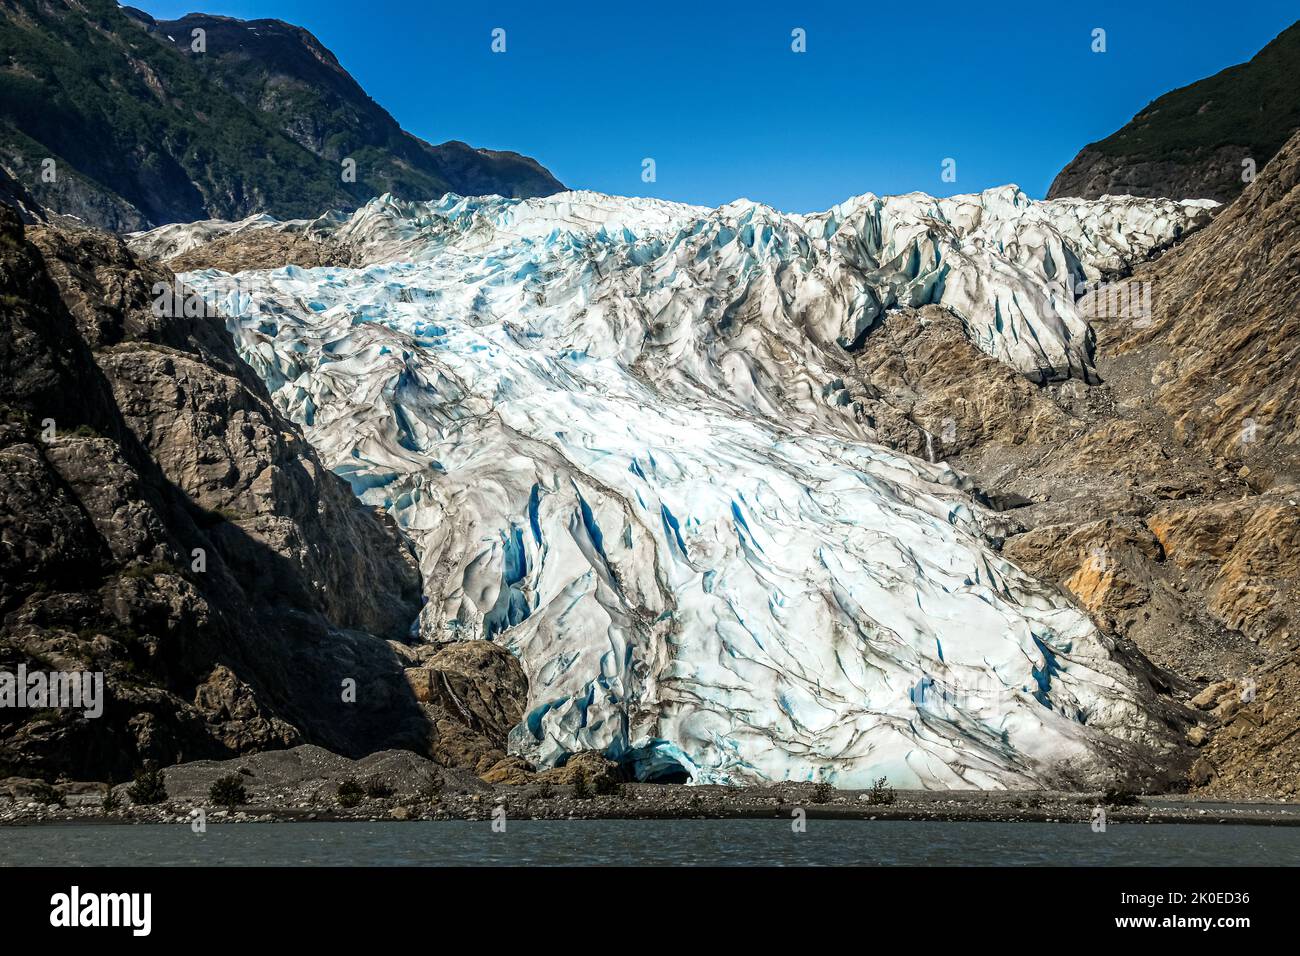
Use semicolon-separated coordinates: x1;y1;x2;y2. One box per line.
1048;20;1300;201
0;0;563;231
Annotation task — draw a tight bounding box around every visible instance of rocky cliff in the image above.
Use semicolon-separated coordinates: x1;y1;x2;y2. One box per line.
0;203;525;781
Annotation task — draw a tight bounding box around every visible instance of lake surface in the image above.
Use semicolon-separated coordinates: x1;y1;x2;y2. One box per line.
3;820;1299;866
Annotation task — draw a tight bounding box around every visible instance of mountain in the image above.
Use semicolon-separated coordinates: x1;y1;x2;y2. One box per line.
132;185;1223;790
0;0;562;232
11;149;1298;797
1048;21;1300;202
140;11;564;202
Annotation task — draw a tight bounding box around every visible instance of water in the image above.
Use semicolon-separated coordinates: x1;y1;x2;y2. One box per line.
3;820;1298;866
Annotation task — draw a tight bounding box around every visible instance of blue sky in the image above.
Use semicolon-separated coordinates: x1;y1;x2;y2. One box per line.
134;0;1298;212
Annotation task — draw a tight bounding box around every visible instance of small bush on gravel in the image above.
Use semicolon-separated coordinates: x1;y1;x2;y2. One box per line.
866;776;896;806
127;765;167;805
812;781;834;804
416;771;442;799
572;770;591;800
1103;787;1140;807
209;774;248;810
363;775;394;799
337;777;365;808
30;781;64;806
594;775;623;798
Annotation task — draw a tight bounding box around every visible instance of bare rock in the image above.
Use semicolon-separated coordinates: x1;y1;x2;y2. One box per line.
0;205;429;781
535;751;619;787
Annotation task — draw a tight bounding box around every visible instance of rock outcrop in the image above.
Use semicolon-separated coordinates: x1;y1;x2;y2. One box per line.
397;641;528;773
0;203;437;780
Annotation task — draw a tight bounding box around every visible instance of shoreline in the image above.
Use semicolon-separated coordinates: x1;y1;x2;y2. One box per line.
5;785;1299;828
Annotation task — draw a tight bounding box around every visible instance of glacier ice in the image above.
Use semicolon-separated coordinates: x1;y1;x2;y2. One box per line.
149;186;1211;789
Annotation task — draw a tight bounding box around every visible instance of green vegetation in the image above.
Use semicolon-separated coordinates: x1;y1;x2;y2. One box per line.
1103;787;1141;808
197;505;242;527
208;774;248;810
571;769;591;800
336;777;365;808
121;561;174;580
865;776;896;806
0;0;559;230
127;764;168;805
29;781;64;806
0;0;353;227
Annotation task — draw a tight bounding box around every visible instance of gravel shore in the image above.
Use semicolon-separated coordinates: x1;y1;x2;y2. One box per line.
5;781;1298;828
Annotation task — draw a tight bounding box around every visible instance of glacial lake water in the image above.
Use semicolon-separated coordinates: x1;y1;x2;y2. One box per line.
3;820;1299;866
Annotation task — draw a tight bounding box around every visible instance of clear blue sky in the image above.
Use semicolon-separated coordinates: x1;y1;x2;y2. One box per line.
134;0;1298;212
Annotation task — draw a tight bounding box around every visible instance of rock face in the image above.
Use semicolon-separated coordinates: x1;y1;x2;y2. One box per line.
0;203;435;781
1099;132;1300;799
167;230;352;274
1048;21;1300;202
0;0;562;231
398;641;528;773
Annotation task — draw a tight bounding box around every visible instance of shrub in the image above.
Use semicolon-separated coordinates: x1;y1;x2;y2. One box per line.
572;769;591;800
363;775;393;799
122;561;174;580
866;776;896;806
127;765;167;805
337;777;365;808
534;781;555;800
812;781;835;804
30;781;64;807
593;774;623;798
416;771;442;800
209;774;247;810
1103;787;1140;807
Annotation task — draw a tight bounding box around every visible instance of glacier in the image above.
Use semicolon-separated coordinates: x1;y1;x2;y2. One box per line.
143;186;1213;789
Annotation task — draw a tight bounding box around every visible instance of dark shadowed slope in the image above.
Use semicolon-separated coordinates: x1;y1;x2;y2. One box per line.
0;203;431;779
